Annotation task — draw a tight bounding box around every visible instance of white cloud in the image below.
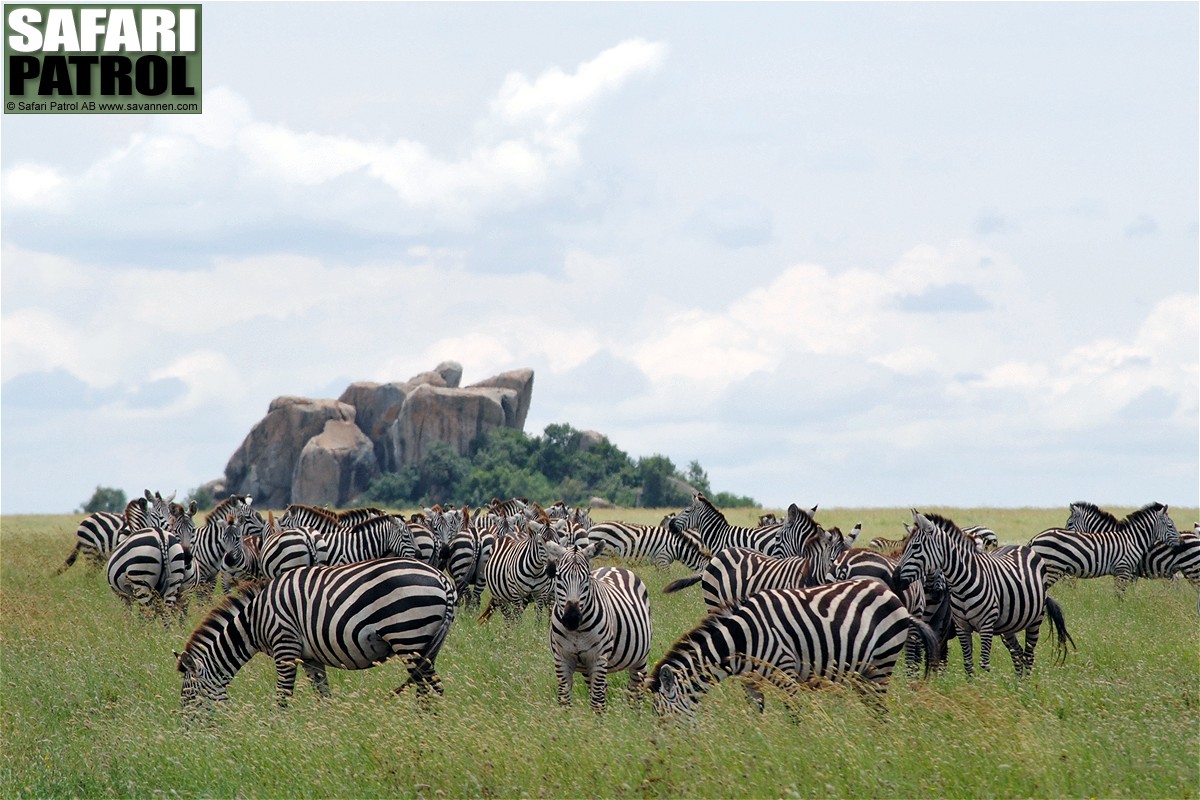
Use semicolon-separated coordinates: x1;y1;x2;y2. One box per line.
2;39;667;234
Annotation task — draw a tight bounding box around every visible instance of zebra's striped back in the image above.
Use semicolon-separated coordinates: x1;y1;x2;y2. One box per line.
279;504;342;534
258;526;330;579
447;522;495;608
323;515;414;566
544;541;653;711
1065;501;1196;591
1032;502;1180;592
176;558;457;707
586;521;708;571
57;511;126;574
648;579;934;718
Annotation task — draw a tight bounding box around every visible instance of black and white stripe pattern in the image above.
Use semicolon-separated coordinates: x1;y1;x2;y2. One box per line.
175;558;457;707
1032;502;1181;592
56;497;150;575
324;515;415;566
446;512;495;608
667;492;783;557
543;541;653;711
478;517;559;624
586;520;709;572
895;511;1073;677
648;579;938;718
106;526;198;622
1066;502;1199;596
663;505;853;612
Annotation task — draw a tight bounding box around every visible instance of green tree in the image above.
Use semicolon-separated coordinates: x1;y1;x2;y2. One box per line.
636;455;691;508
362;467;420;506
78;485;127;514
684;460;712;494
418;443;470;505
185;485;216;512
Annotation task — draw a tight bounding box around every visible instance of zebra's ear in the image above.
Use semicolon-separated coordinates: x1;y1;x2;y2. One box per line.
847;523;861;545
544;540;566;563
786;503;802;524
188;501;198;516
584;540;605;560
174;650;194;672
658;664;677;692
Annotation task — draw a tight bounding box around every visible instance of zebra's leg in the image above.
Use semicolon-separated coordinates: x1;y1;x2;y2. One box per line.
555;651;579;707
272;649;303;706
625;661;649;705
1021;618;1044;675
852;668;891;717
1000;633;1027;677
978;630;996;673
957;628;976;677
302;661;330;697
399;655;444;697
585;659;609;713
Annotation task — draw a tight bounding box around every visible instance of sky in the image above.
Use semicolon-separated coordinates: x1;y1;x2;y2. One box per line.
2;2;1197;514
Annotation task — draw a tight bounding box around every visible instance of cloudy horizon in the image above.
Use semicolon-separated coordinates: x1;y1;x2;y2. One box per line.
3;3;1197;514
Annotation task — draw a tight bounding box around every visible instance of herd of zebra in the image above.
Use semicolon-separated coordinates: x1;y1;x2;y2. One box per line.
57;490;1198;718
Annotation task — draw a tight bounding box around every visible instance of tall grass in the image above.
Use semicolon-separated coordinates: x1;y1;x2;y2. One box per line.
2;508;1197;798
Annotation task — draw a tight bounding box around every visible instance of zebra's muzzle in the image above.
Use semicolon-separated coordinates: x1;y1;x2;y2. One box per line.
561;602;582;630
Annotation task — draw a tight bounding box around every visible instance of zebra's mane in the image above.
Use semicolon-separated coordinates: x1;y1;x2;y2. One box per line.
1123;502;1167;528
291;504;341;524
180;581;263;656
205;495;249;522
691;493;729;522
1070;502;1120;528
920;512;972;542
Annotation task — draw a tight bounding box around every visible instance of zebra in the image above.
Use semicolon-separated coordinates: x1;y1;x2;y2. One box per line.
543;540;653;711
895;510;1074;677
406;513;439;566
279;504;342;534
222;516;331;583
479;515;560;624
1031;502;1181;593
106;526;198;623
175;558;457;709
446;512;495;608
663;505;852;611
323;514;415;566
144;489;176;531
56;497;150;575
177;496;264;591
1066;502;1199;599
586;520;709;572
648;579;939;718
666;492;783;557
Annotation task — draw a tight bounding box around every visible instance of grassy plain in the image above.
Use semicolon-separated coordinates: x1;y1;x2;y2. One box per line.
2;507;1198;799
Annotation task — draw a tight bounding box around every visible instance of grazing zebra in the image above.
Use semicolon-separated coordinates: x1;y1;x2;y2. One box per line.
106;527;198;622
666;492;783;557
648;579;939;718
1031;502;1181;593
586;520;709;572
446;513;495;608
175;558;457;708
56;497;150;575
479;517;560;624
543;540;653;711
895;511;1073;677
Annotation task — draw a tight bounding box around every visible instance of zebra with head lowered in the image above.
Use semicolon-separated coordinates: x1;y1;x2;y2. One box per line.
894;510;1073;677
175;558;456;710
648;578;939;719
106;525;198;623
667;492;785;557
56;497;150;575
543;540;653;712
1031;502;1181;594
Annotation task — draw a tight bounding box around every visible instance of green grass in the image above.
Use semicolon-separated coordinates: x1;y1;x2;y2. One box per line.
2;508;1198;798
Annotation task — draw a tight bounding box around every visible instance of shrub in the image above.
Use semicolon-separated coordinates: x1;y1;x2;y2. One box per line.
77;485;126;514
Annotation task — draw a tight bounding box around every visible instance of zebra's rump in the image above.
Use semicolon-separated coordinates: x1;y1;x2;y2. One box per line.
264;559;457;671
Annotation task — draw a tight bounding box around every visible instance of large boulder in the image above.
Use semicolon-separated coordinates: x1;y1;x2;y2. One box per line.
291;420;379;507
467;368;534;429
338;381;408;471
224;396;356;508
389;383;509;467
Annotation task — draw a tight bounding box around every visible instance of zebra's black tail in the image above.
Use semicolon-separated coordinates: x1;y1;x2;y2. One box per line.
54;545;81;576
1043;595;1076;666
663;572;703;594
906;616;941;679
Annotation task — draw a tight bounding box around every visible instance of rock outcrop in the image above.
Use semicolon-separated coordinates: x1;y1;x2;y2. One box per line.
221;363;533;508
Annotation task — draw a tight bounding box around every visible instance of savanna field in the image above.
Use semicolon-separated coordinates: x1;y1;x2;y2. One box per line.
2;506;1198;799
